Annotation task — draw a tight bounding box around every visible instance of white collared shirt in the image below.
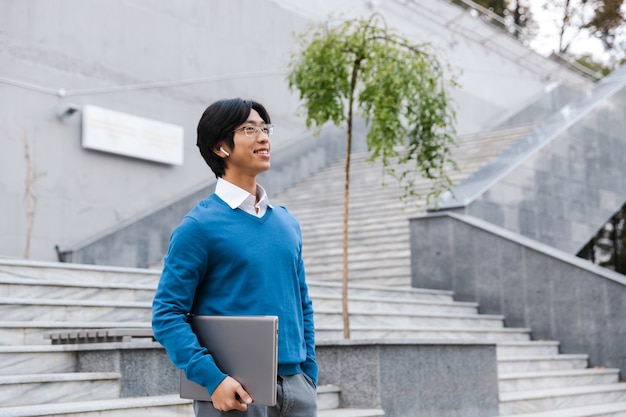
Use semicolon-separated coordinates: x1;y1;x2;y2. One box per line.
214;177;272;218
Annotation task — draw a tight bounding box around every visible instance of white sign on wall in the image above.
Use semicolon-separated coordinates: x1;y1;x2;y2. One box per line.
81;105;184;165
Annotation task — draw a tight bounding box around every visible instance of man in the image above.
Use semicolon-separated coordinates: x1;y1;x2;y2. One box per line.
152;98;318;417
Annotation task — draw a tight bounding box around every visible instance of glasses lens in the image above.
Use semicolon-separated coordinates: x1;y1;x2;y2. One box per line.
239;125;273;137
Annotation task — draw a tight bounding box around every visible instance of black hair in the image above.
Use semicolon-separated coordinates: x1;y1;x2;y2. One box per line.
196;98;271;178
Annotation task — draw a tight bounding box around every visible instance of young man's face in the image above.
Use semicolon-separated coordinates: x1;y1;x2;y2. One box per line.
224;109;271;179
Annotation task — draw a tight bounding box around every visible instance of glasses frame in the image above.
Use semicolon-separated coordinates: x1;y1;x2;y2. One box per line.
233;124;274;138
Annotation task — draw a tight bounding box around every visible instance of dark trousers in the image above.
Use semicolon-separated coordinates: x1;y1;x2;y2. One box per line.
194;373;317;417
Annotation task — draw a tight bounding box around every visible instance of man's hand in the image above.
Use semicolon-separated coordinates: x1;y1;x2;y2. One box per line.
211;376;253;412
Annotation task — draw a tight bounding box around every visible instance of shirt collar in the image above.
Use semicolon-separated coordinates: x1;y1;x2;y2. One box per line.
215;177;273;211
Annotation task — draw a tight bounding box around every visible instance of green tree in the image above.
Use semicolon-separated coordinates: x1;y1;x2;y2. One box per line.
468;0;624;74
288;15;458;338
540;0;625;66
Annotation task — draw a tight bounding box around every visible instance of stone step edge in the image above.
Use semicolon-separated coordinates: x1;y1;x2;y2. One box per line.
309;281;454;297
307;263;410;274
0;341;163;353
0;372;120;384
0;394;191;417
0;276;156;291
4;322;534;343
499;383;626;402
0;321;151;329
317;325;530;333
0;296;478;314
315;308;504;321
0;297;150;309
2;323;530;338
0;337;541;354
497;341;560;347
0;339;566;357
0;258;159;274
318;408;385;417
499;368;621;381
492;400;626;417
2;285;454;307
312;294;476;308
0;272;448;298
498;354;589;363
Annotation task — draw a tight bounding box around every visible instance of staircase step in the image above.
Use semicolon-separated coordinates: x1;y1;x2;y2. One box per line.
317;384;341;410
0;298;151;322
496;341;560;358
494;400;626;417
299;216;411;232
499;383;626;415
0;372;120;406
0;260;160;286
318;409;386;417
0;395;192;417
313;296;478;315
316;326;531;341
306;268;412;285
0;276;155;302
309;282;456;302
0;345;77;374
315;310;505;329
304;245;410;262
498;354;589;373
499;368;620;392
306;260;410;275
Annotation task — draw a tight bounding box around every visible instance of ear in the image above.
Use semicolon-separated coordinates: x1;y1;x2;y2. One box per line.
214;146;230;158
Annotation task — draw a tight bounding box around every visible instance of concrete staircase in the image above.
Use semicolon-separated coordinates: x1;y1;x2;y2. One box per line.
1;260;625;416
278;124;538;287
0;261;383;417
0;263;189;417
1;124;625;416
270;124;626;416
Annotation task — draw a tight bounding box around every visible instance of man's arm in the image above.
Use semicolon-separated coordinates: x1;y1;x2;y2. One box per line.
297;246;318;385
151;217;228;396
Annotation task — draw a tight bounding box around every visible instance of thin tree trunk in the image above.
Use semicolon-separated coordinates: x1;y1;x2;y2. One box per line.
558;0;572;54
342;127;351;339
342;58;361;339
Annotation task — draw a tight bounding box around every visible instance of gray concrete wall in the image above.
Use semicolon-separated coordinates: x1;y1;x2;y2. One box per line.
410;211;626;379
1;0;590;263
316;340;499;417
0;0;310;262
77;345;179;398
435;64;626;255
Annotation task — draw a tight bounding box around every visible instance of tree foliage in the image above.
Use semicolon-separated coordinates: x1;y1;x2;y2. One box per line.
288;14;458;203
543;0;625;69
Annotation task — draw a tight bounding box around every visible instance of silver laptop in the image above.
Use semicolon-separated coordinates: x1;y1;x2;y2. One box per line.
180;315;278;406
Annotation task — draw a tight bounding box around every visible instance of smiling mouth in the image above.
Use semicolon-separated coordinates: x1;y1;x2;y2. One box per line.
255;150;270;155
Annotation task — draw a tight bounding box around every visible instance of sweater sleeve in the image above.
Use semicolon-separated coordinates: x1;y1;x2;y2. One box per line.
151;216;228;395
297;243;318;386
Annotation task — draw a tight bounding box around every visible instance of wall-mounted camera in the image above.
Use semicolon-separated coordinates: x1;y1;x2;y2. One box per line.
56;103;80;120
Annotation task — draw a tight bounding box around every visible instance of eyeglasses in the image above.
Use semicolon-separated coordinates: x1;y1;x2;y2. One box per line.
234;124;274;138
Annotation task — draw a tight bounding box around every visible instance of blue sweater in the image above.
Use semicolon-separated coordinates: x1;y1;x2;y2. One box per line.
152;193;317;396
